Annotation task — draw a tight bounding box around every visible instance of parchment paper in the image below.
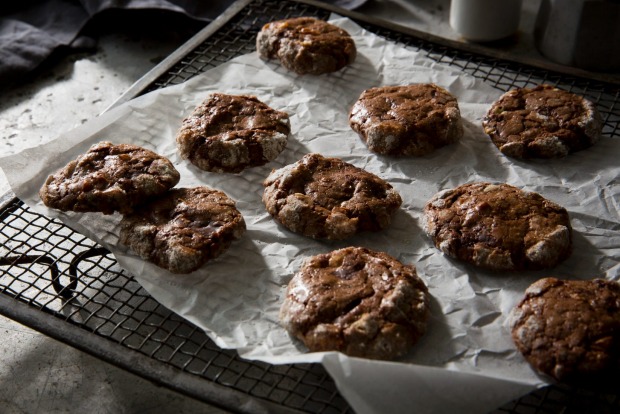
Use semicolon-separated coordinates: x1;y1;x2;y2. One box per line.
2;17;619;414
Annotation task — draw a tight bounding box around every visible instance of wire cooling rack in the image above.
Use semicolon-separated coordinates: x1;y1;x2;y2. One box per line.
1;1;619;413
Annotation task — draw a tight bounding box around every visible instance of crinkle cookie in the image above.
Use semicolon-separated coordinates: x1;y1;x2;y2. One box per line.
39;141;180;215
262;153;402;240
176;93;290;173
349;84;464;156
256;17;356;75
423;182;572;271
280;246;430;360
510;277;620;382
482;84;603;159
120;186;246;274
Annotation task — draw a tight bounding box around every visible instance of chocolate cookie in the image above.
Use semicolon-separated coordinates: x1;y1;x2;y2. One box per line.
119;186;246;274
482;84;603;159
510;277;620;382
349;84;464;156
262;153;402;240
176;93;290;173
39;141;180;215
423;182;572;271
256;17;356;75
280;246;430;360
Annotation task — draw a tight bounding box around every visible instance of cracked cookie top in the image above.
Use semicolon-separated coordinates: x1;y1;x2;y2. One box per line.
279;246;430;360
482;84;602;159
119;186;246;274
39;141;180;215
349;84;464;156
256;17;356;75
510;277;620;382
423;182;572;271
176;93;290;173
262;153;402;240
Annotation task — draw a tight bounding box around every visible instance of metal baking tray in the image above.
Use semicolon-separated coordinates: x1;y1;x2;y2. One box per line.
1;0;619;413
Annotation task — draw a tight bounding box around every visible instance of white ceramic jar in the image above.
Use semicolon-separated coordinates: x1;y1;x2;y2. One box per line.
449;0;523;42
535;0;620;71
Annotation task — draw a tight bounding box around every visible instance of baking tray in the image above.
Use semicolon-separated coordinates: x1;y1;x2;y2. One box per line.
1;0;619;413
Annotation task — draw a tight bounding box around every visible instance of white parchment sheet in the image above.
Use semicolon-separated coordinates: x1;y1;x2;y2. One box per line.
2;17;619;414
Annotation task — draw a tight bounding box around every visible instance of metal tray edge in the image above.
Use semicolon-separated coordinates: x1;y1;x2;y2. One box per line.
0;294;298;414
108;0;255;111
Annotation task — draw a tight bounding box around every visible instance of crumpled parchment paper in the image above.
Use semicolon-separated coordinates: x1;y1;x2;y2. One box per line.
1;16;619;414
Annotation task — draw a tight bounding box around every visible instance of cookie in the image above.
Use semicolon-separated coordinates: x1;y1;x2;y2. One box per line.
510;277;620;382
423;182;572;271
280;246;430;360
482;84;603;159
39;141;180;215
176;93;290;173
349;84;464;156
256;17;356;75
262;153;402;240
119;186;246;274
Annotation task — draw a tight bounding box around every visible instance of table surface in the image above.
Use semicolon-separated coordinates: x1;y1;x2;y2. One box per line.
0;0;580;412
